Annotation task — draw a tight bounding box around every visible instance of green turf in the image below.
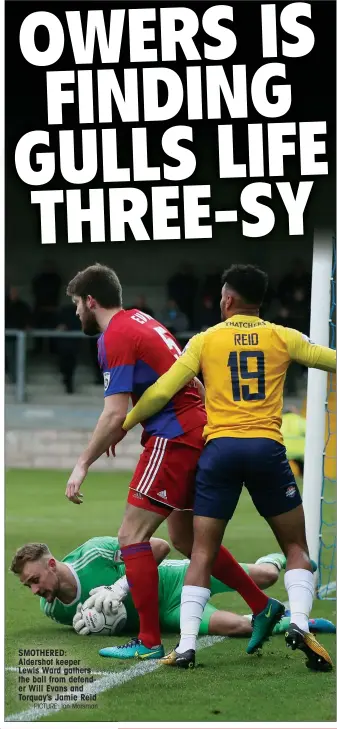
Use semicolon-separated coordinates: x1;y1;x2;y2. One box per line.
5;469;336;722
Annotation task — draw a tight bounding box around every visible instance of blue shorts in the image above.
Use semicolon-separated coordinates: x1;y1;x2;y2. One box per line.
194;437;301;521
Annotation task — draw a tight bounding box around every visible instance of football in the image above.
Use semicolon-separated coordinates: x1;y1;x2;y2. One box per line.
81;602;127;636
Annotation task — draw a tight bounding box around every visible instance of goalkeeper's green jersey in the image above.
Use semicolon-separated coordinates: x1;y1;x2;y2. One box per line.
40;536;139;630
40;537;239;633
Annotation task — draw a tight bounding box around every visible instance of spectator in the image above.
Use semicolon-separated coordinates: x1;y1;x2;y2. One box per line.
56;304;81;394
167;263;198;327
32;260;62;353
197;294;220;330
271;302;295;329
5;286;31;330
278;259;311;308
260;282;277;320
201;271;222;300
127;295;154;318
289;286;310;335
5;286;31;382
89;337;102;386
160;299;189;335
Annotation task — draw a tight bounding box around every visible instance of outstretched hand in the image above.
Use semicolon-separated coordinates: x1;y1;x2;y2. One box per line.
66;463;88;504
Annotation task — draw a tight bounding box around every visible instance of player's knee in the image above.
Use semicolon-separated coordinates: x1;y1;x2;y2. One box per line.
118;522;153;547
150;537;170;562
254;565;279;588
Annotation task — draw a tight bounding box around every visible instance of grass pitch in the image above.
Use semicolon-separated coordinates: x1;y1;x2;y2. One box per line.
5;469;336;722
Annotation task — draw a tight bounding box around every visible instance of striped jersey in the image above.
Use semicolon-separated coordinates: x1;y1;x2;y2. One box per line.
97;309;206;444
124;315;335;445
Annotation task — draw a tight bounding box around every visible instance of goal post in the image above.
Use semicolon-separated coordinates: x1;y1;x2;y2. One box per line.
302;230;335;586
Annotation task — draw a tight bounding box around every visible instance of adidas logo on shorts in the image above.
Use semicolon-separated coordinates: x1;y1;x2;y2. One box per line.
157;490;167;499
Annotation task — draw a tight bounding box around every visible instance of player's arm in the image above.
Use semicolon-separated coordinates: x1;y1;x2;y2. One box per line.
66;333;136;504
78;393;129;468
66;393;130;504
123;333;205;431
283;328;336;372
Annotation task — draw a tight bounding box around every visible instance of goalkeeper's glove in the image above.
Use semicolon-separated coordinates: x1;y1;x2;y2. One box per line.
84;581;129;614
72;604;90;636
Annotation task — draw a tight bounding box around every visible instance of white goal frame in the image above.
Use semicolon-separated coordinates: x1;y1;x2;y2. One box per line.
302;230;334;583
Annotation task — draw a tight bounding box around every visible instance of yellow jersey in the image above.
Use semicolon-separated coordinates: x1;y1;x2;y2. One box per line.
124;315;336;445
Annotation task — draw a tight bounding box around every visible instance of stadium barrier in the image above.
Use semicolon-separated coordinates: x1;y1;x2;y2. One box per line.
5;328;196;403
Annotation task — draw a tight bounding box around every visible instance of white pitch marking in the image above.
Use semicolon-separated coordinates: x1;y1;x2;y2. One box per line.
5;636;225;722
7;579;335;722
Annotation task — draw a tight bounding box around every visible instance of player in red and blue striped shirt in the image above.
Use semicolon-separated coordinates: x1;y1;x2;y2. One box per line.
65;264;281;660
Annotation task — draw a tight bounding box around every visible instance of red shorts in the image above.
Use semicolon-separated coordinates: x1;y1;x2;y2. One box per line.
128;427;204;517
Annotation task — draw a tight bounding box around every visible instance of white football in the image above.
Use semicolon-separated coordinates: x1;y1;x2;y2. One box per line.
81;603;127;636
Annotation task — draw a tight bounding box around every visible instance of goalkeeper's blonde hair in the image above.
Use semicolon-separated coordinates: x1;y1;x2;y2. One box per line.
10;543;51;574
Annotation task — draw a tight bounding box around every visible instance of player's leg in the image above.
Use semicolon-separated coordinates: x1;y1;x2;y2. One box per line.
208;609;252;637
167;442;274;615
101;436;197;661
178;518;282;654
167;509;194;557
162;440;282;668
160;578;256;639
165;515;229;664
267;506;333;671
173;436;243;659
246;439;333;671
207;560;280;602
166;432;274;615
100;500;168;659
100;436;175;660
168;510;272;611
186;439;283;659
245;562;280;589
118;501;167;651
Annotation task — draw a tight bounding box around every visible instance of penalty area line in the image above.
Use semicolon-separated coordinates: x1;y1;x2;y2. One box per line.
5;636;225;722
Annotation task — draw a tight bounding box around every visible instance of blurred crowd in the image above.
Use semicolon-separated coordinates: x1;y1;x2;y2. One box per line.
5;259;311;396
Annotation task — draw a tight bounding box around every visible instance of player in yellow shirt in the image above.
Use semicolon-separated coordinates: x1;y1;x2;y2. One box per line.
120;264;335;672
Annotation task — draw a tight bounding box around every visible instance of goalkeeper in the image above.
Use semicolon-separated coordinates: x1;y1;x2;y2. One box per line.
10;537;334;643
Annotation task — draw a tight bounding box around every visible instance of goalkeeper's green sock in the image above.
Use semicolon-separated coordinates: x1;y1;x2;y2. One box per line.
255;553;286;571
